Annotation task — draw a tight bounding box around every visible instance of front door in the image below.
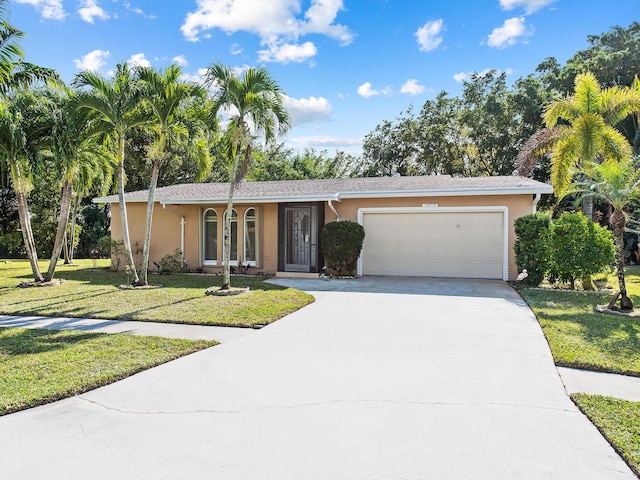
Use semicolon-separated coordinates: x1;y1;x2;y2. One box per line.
285;206;311;272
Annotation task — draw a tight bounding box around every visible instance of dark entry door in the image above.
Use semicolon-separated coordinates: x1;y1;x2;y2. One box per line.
285;206;311;272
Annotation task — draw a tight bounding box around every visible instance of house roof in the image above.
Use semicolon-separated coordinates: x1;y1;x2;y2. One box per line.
93;175;553;205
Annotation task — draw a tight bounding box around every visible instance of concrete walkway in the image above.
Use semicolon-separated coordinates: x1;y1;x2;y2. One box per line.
0;277;636;479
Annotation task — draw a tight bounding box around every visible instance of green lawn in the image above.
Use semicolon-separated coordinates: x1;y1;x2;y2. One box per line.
572;394;640;477
0;326;215;415
518;267;640;476
518;266;640;376
0;259;314;327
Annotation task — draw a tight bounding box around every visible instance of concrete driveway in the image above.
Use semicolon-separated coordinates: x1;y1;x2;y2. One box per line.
0;277;634;479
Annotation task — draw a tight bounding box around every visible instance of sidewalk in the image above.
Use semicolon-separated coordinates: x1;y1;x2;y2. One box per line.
0;314;255;343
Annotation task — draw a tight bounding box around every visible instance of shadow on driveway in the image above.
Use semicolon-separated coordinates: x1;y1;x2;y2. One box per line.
267;275;523;300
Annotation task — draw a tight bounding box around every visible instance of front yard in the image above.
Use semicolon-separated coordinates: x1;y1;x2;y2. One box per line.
0;259;314;327
519;267;640;477
0;259;314;415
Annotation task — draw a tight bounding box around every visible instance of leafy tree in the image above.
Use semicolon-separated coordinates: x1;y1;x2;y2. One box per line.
460;71;521;176
39;87;113;281
136;64;211;285
0;91;48;281
204;63;290;290
566;158;640;310
517;72;640;203
250;144;354;181
73;63;150;285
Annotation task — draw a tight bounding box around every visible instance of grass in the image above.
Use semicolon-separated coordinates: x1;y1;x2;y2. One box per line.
0;326;215;415
0;259;314;327
571;394;640;477
518;266;640;376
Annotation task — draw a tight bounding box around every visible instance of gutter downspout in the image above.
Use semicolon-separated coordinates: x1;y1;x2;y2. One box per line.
328;195;341;221
162;204;185;266
532;193;541;214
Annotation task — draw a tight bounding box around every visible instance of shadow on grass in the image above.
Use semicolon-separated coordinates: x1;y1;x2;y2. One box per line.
0;328;103;356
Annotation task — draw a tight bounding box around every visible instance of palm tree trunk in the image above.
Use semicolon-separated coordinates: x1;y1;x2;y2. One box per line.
45;179;72;281
116;136;139;285
608;223;633;310
140;158;160;286
66;194;79;264
15;188;43;282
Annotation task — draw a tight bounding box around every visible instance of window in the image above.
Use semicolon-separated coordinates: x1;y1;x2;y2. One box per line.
223;209;238;265
203;209;217;265
244;207;259;266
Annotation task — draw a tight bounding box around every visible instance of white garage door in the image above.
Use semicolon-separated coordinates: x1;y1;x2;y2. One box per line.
360;209;506;279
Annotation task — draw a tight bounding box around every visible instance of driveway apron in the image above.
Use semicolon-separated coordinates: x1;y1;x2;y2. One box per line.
0;277;634;479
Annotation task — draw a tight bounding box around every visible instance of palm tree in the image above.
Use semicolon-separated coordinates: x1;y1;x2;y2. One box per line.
565;157;640;310
518;72;640;198
204;63;290;290
135;64;210;285
0;92;48;281
73;63;150;285
40;88;113;281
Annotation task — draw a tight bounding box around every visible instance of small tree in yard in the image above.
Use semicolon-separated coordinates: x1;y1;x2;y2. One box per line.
514;213;551;287
321;221;365;277
548;212;615;289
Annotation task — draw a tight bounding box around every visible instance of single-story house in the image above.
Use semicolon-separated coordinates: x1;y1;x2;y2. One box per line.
93;175;553;281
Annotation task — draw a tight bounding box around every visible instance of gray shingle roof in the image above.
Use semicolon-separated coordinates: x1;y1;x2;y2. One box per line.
93;175;553;204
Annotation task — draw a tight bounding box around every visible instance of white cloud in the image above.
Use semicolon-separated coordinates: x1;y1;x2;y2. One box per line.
172;55;188;67
499;0;556;14
15;0;66;20
415;19;444;52
74;49;111;71
128;53;151;68
400;79;426;95
453;68;515;82
258;41;318;63
487;17;533;48
179;68;209;85
78;0;110;23
357;82;392;98
283;95;332;125
230;44;243;55
288;135;363;149
181;0;353;63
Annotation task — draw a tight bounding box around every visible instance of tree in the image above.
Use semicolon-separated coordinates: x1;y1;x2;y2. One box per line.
204;63;290;290
136;64;210;285
73;63;150;285
0;92;47;281
518;72;640;199
40;88;113;281
566;158;640;310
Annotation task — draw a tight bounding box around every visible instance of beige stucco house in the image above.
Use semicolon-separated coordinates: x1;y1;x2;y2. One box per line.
94;175;553;281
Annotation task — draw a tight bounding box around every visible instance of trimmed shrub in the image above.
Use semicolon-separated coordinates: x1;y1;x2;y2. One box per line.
514;213;551;286
157;249;189;274
549;212;615;289
321;220;365;277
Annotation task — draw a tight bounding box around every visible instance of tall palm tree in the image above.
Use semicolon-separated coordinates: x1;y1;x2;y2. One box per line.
72;63;150;285
0;91;48;281
135;64;210;285
565;157;640;310
204;63;290;290
40;88;113;281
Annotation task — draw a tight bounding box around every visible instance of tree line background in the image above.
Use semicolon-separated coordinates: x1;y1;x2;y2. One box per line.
1;22;638;260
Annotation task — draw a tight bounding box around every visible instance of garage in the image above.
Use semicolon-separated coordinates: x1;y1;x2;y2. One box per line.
359;207;508;280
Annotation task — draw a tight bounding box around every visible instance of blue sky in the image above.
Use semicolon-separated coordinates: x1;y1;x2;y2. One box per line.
10;0;637;155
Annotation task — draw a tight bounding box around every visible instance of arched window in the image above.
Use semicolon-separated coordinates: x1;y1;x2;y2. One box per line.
223;209;238;265
203;209;217;265
244;207;259;266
